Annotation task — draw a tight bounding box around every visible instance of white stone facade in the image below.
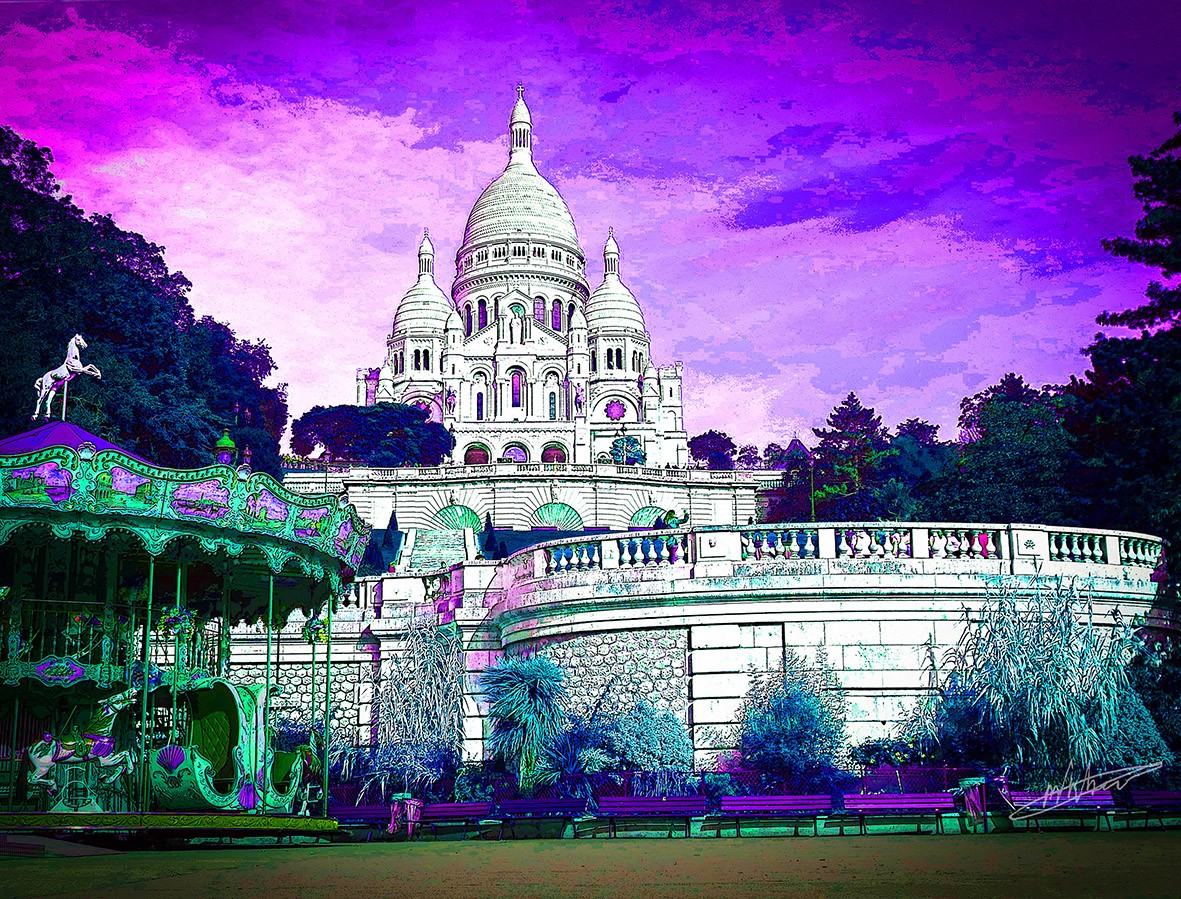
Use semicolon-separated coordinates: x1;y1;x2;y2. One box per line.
356;88;688;468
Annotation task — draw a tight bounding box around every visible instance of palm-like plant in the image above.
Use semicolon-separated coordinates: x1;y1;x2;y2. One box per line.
481;655;567;796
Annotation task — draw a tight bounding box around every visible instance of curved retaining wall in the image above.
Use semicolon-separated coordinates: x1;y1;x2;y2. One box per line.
434;522;1165;766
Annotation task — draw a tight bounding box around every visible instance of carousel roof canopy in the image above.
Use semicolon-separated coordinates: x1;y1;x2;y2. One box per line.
0;420;371;603
0;420;148;462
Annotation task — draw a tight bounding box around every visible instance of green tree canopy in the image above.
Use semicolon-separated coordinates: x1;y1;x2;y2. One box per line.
0;126;286;475
1065;111;1181;595
811;393;891;520
1099;111;1181;330
688;430;736;470
926;374;1077;524
291;403;454;467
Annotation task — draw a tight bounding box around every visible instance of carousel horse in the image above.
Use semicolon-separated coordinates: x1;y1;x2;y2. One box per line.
27;687;139;790
33;334;102;420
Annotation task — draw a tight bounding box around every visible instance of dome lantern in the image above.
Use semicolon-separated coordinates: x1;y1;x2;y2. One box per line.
587;229;646;333
509;83;534;170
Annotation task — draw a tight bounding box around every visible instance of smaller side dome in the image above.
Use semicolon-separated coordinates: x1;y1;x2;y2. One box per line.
586;228;645;333
393;230;453;337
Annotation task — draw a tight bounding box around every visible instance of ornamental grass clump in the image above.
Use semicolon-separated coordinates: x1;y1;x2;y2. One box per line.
908;576;1173;786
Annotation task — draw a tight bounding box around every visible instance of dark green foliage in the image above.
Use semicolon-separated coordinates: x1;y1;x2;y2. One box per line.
925;375;1078;524
0;127;286;475
536;718;613;799
811;393;891;520
290;402;454;466
736;444;761;469
848;736;926;770
1099;111;1181;330
735;650;852;791
451;762;499;802
609;434;645;466
481;655;568;797
688;430;736;469
1130;642;1181;755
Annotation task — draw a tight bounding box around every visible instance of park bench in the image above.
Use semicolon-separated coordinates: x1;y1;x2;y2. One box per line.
587;795;707;838
492;798;588;839
713;794;834;837
329;804;395;840
1004;789;1119;831
415;801;495;840
1129;790;1181;829
829;792;958;835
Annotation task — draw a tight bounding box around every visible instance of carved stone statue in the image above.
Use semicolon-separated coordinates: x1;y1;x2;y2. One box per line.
574;384;584;413
445;388;457;414
33;335;102;420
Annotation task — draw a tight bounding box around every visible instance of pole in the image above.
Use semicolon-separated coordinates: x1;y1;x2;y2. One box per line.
810;461;816;523
322;594;332;819
170;565;182;743
60;378;68;421
139;557;155;813
7;696;18;812
264;573;274;814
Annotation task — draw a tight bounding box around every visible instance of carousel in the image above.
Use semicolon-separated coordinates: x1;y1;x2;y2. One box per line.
0;340;369;835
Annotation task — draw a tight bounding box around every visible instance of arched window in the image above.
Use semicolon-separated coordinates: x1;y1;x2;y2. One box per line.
478;298;487;330
568;302;575;329
606;349;614;370
541;444;566;463
551;299;562;331
424;349;431;370
511;370;523;407
414;349;421;370
465;304;473;336
476;392;484;421
615;348;623;369
549;392;556;420
534;296;545;321
590;352;597;372
463;445;490;464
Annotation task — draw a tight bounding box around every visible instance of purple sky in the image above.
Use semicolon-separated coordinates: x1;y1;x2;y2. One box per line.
3;1;1178;447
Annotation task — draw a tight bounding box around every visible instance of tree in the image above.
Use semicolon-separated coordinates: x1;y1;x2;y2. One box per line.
1065;112;1181;595
909;578;1171;785
927;375;1077;524
1098;111;1181;330
0;126;286;475
811;393;891;520
291;403;454;467
688;430;736;469
481;655;568;797
736;444;761;469
875;421;954;521
734;649;851;792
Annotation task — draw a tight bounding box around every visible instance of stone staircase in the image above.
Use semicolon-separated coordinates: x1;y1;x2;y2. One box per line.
403;528;470;574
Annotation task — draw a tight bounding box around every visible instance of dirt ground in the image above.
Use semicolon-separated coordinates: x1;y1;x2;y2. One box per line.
3;832;1179;898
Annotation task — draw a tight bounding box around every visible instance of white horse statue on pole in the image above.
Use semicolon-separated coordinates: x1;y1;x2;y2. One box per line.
33;334;102;420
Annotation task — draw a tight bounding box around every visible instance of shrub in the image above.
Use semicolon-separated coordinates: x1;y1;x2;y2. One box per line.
603;702;693;772
734;649;852;792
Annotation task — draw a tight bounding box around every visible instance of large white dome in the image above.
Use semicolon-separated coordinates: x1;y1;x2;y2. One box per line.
393;232;452;336
461;167;580;250
587;231;645;333
457;87;582;257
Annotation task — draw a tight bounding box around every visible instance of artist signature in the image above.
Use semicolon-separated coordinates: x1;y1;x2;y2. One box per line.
1007;761;1163;820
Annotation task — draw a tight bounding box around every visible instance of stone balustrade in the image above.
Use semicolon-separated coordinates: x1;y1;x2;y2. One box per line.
525;522;1162;582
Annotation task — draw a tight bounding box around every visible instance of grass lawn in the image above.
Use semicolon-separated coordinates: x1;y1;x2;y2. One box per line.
3;832;1179;898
